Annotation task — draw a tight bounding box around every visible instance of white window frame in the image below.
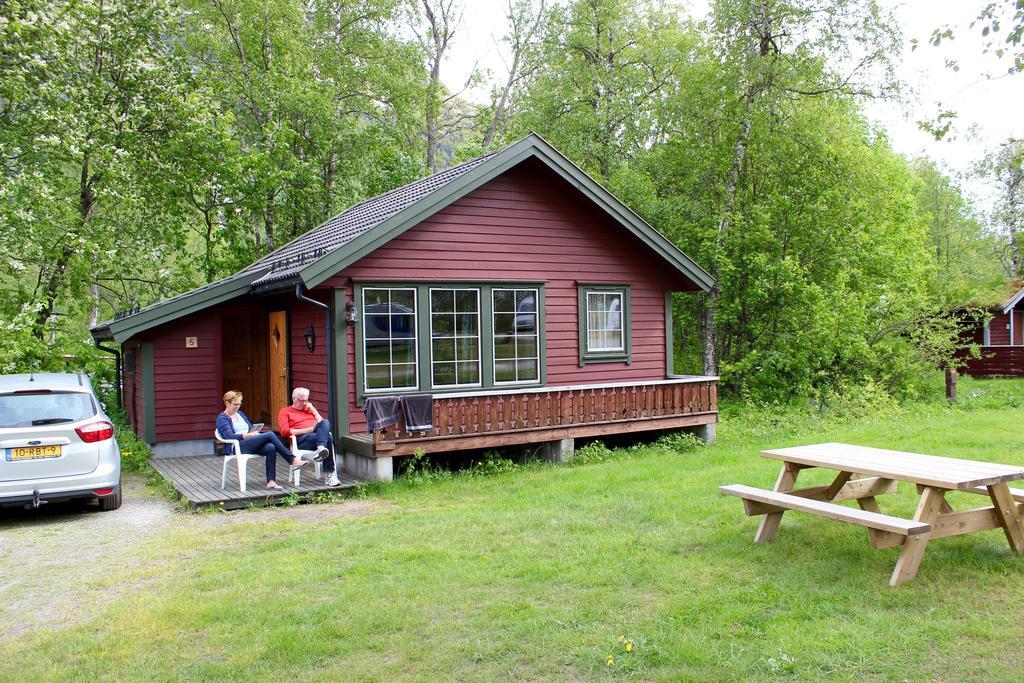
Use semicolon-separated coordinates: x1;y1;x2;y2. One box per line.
491;287;541;386
362;286;419;394
585;290;624;353
429;287;482;389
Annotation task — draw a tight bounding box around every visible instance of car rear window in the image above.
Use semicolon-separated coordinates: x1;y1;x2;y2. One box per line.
0;392;97;428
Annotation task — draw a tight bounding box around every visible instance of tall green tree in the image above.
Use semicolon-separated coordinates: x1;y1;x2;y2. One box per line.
976;140;1024;279
176;0;424;267
911;158;1004;302
513;0;689;181
0;0;192;337
692;0;901;375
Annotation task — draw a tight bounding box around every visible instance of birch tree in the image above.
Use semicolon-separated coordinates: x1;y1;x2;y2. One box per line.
481;0;547;148
977;140;1024;278
696;0;901;374
515;0;688;181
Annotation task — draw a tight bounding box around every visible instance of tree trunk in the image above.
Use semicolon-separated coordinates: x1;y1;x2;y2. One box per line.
703;101;752;375
422;0;451;173
324;151;336;215
89;282;99;328
483;49;520;147
36;151;96;336
264;189;276;252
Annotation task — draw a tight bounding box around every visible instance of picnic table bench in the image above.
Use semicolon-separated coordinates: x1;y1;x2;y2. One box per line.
720;443;1024;586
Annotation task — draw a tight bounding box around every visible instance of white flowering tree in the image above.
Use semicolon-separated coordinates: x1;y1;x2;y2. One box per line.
0;0;193;341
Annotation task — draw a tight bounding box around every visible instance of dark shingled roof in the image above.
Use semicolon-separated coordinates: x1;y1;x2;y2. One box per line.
245;143;510;287
92;133;714;343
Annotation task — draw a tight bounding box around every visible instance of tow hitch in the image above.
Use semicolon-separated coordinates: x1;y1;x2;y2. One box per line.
31;489;46;509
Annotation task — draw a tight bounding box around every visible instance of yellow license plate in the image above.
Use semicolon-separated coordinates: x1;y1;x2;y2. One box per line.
9;445;62;460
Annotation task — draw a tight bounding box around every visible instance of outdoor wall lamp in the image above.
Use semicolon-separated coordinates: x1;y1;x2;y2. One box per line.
345;301;358;324
304;324;316;353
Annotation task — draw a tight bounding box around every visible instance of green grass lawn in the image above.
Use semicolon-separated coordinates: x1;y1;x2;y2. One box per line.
4;378;1024;681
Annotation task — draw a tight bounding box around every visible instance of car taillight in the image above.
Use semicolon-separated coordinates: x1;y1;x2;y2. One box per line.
76;420;114;442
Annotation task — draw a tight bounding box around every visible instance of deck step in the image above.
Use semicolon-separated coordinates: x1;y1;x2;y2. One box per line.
719;484;931;535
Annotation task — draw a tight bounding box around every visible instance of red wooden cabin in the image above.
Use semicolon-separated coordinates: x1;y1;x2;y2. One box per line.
960;284;1024;377
91;135;718;480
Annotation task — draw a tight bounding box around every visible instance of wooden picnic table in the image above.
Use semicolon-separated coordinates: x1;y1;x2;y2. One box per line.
721;442;1024;586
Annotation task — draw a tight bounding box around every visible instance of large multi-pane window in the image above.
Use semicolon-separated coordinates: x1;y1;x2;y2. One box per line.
363;287;417;391
492;288;539;384
358;283;544;395
430;288;481;387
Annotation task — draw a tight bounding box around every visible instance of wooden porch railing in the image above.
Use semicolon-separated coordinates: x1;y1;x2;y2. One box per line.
960;346;1024;377
372;377;717;449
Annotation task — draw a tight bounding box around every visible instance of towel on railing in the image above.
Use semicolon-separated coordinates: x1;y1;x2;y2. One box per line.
364;395;400;433
400;394;433;431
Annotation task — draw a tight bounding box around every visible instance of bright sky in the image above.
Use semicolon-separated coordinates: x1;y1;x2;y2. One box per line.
440;0;1022;202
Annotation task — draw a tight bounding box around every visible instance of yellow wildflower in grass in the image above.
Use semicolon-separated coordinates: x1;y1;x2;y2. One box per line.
625;641;633;652
606;655;614;666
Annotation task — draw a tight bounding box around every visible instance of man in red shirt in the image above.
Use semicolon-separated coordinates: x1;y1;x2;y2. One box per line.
278;387;341;487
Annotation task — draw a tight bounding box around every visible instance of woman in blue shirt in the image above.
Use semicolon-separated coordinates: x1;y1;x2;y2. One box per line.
216;390;306;489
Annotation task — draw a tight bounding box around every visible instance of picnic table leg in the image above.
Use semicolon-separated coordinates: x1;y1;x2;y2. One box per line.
915;483;954;513
890;486;946;587
755;462;801;543
987;482;1024;554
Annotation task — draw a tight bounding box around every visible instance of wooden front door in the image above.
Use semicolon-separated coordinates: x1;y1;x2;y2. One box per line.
221;310;270;425
268;311;288;429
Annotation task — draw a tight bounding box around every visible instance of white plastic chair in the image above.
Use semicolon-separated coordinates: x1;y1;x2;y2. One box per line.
289;434;323;483
214;429;262;493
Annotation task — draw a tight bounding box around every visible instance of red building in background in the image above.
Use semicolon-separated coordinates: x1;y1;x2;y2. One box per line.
960;282;1024;377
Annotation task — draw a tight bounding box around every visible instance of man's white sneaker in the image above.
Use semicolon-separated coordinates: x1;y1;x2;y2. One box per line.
324;472;341;487
314;445;329;462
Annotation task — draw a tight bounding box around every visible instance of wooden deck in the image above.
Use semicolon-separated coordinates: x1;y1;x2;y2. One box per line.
348;376;718;458
150;456;363;509
960;345;1024;377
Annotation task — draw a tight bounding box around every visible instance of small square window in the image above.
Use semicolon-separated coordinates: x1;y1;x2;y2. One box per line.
579;285;630;365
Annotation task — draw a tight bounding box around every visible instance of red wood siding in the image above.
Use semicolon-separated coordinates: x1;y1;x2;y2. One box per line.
329;160;696;434
139;311;222;442
982;311;1024;346
289;298;330;409
989;312;1011;345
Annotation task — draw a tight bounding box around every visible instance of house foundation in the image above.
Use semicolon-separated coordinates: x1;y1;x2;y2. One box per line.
541;437;575;463
689;422;716;444
344;451;393;482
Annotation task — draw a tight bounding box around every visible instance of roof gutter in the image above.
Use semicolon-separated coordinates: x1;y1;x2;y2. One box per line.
250;273;302;295
295;284;336;445
90;324;113;341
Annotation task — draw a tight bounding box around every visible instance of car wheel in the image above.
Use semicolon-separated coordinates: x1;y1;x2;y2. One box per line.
98;482;122;511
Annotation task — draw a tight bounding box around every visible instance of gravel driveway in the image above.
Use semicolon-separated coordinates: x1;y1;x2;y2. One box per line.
0;474;381;638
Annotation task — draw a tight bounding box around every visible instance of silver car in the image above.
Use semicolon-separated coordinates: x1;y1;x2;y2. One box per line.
0;373;122;511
